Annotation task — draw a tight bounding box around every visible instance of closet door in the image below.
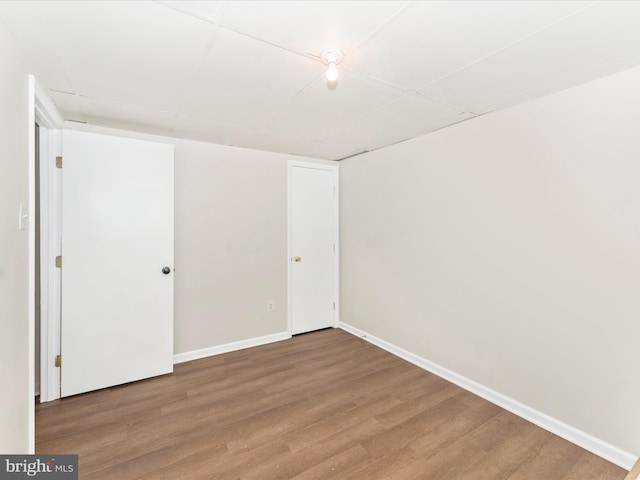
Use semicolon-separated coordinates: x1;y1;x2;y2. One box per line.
289;162;339;335
61;130;174;397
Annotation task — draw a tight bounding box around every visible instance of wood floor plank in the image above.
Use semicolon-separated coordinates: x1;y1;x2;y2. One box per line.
506;436;588;480
564;451;633;480
339;446;424;480
373;382;460;428
242;417;386;480
283;397;397;453
290;444;370;480
36;328;627;480
405;394;502;460
457;411;555;479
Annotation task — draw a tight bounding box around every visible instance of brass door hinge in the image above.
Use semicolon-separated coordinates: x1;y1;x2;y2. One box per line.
55;355;61;367
55;256;62;268
56;156;62;169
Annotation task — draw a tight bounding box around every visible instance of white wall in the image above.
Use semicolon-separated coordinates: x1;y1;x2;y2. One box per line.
66;124;328;356
0;21;33;452
172;139;288;352
341;65;640;464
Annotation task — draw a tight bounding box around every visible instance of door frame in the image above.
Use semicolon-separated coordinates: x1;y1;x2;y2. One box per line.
287;160;340;335
34;79;63;404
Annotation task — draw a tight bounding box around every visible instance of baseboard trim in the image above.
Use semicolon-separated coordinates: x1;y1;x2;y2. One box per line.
339;322;637;470
173;331;291;365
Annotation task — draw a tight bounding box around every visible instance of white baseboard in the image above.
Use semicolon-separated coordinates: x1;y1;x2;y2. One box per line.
173;331;291;364
339;321;637;471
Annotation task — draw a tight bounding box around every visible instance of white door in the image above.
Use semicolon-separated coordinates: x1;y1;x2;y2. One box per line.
61;130;174;397
289;162;338;335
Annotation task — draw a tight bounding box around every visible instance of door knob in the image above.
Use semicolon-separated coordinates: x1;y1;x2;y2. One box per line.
162;266;171;274
293;256;301;262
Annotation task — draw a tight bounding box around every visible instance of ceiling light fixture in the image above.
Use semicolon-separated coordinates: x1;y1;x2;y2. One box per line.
321;49;344;82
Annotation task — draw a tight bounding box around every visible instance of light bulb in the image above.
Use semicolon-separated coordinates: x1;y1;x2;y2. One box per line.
321;49;343;83
326;61;339;82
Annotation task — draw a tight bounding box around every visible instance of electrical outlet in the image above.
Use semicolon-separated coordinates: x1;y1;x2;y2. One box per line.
267;300;275;312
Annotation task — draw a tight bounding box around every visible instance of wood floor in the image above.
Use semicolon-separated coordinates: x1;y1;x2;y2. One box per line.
36;328;627;480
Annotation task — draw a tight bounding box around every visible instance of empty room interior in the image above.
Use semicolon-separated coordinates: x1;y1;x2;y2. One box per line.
2;1;640;479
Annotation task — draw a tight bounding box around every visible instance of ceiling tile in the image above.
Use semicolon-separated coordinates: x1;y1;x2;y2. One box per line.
235;128;316;157
181;27;323;127
292;141;363;161
172;115;253;147
419;1;640;114
0;1;73;92
154;1;224;23
78;97;177;137
323;95;475;152
31;1;213;111
220;1;409;56
262;72;405;140
350;1;592;91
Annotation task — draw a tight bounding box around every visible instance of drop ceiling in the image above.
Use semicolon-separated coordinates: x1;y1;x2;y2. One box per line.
1;1;640;161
